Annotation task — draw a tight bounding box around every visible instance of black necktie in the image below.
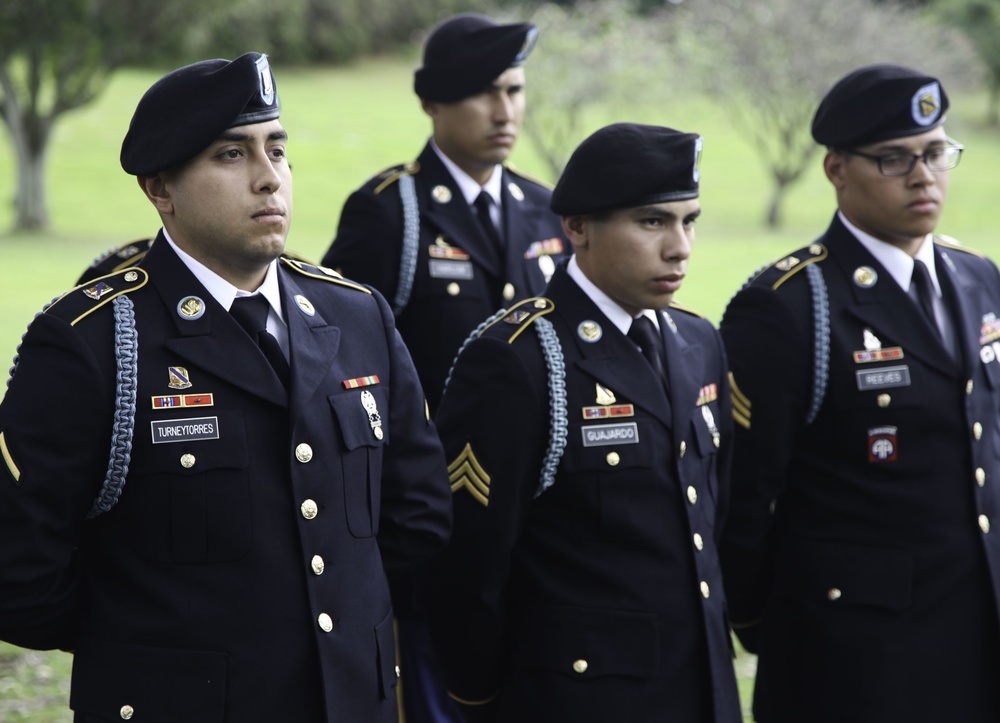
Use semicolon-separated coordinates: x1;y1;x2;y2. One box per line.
474;191;503;250
628;315;667;385
911;260;938;332
230;295;290;388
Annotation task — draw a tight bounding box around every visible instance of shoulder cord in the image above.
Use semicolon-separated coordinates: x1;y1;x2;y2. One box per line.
87;295;138;518
805;263;830;425
442;307;510;394
442;308;568;499
727;260;830;425
532;316;568;498
7;295;139;518
393;173;419;315
7;295;62;386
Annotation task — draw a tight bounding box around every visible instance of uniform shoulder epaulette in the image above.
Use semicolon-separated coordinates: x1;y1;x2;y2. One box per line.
504;162;554;191
46;268;149;327
482;297;555;344
280;257;372;294
935;234;984;258
751;242;828;290
667;300;705;319
373;161;420;195
86;238;152;272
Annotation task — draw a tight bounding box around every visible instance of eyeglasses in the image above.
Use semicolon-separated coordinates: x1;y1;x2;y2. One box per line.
846;139;964;177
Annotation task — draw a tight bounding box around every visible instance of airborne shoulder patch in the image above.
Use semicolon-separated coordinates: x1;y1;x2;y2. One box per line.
448;443;491;506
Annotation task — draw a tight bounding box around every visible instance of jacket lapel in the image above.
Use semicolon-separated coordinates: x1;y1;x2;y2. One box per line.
826;220;958;378
142;237;288;406
417;145;502;275
659;308;700;444
548;269;672;426
937;245;979;375
280;269;341;413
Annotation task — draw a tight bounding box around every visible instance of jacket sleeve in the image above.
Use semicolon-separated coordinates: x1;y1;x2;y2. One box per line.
0;313;113;650
718;284;812;651
373;290;452;571
419;331;548;703
321;186;404;302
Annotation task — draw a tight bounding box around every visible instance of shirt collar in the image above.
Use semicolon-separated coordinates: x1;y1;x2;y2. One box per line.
566;255;660;336
838;210;940;295
430;138;503;206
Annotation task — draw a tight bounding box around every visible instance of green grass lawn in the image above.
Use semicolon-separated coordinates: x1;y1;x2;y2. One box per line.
0;54;998;721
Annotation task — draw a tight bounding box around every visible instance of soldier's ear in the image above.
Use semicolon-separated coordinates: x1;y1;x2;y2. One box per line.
824;149;849;190
420;97;439;119
137;174;174;215
562;215;589;251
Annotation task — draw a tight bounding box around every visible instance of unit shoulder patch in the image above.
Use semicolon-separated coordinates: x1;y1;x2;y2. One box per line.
373;161;420;195
935;234;984;258
280;257;372;294
482;297;555;344
47;267;149;327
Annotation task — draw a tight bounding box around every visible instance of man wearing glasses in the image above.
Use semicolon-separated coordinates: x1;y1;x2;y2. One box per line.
719;64;1000;722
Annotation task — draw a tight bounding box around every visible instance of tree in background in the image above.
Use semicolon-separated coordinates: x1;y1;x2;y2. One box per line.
0;0;486;233
0;0;207;232
929;0;1000;125
676;0;981;227
519;1;679;180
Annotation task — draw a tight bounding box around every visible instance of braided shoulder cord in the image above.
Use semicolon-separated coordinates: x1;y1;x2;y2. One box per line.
442;307;510;395
805;263;830;425
393;173;419;315
6;295;63;387
533;316;567;498
87;295;138;518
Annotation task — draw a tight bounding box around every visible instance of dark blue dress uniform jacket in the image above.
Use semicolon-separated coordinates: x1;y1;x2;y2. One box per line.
719;214;1000;722
320;141;568;414
0;235;452;722
421;265;742;723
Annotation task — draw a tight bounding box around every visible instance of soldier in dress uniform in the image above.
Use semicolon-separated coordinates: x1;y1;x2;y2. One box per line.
420;123;742;723
719;64;1000;722
320;12;568;416
321;15;568;722
0;52;451;722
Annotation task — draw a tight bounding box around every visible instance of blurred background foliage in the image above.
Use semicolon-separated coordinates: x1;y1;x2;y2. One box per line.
1;0;998;231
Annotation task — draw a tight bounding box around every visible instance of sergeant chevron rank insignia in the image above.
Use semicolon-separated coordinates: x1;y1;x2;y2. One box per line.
449;443;491;506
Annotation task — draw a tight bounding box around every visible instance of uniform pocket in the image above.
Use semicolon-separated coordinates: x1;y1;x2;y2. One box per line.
783;540;913;611
515;604;660;680
70;638;227;722
562;419;666;541
329;387;388;538
125;410;250;564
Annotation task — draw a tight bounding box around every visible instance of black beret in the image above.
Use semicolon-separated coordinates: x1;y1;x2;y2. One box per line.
414;14;538;102
551;123;703;217
812;64;949;148
121;52;280;176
